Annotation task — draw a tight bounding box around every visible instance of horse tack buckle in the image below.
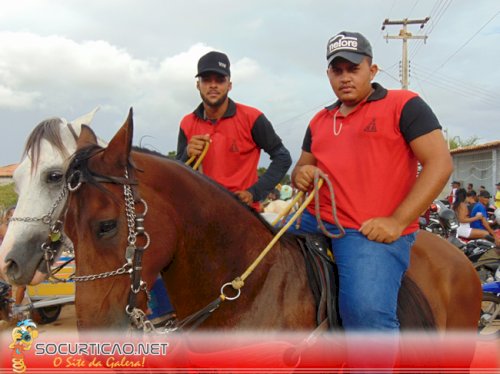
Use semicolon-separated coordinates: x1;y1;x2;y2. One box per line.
67;170;82;191
125;245;136;264
220;282;241;301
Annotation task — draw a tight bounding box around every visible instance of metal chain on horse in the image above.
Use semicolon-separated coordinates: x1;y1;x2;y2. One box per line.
184;140;210;171
8;185;76;283
121;169;154;332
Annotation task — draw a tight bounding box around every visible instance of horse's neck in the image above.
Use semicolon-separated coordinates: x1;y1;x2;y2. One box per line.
156;162;290;299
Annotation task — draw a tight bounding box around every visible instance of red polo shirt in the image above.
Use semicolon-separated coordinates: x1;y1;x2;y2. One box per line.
179;99;282;195
302;83;441;234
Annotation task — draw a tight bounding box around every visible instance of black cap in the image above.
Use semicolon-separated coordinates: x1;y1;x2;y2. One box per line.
496;182;500;186
478;190;491;199
327;31;373;66
451;181;460;185
196;51;230;77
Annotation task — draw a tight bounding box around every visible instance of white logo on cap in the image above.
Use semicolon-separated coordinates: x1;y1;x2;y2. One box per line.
328;35;358;54
218;62;227;68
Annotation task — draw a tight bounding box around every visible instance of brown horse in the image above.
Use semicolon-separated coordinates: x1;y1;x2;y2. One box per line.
64;109;481;333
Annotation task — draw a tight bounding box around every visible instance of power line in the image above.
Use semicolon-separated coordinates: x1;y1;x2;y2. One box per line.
373;0;399;51
273;101;332;128
409;0;453;59
378;67;401;84
382;17;430;89
407;0;421;18
412;64;497;98
430;10;500;75
411;68;499;106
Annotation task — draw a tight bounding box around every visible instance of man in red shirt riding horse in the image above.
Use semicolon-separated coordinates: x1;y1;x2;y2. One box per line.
177;51;291;209
290;31;453;368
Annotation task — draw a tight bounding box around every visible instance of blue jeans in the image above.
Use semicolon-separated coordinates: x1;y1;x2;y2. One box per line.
286;210;415;332
148;276;174;321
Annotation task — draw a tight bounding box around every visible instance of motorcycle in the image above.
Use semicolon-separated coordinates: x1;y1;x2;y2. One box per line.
419;201;445;236
473;248;500;284
478;267;500;334
429;204;499;283
0;256;75;325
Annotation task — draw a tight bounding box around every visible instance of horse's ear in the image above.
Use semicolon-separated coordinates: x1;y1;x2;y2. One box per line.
102;108;134;167
71;107;100;127
76;125;98;149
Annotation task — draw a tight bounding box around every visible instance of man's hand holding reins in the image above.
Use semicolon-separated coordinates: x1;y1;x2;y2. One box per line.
235;190;253;206
187;134;210;157
292;165;319;192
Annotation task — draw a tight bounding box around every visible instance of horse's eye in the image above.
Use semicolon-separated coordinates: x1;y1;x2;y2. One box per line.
98;220;117;237
47;171;63;183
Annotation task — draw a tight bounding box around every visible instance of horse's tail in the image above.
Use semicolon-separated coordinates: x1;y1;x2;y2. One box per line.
397;275;436;329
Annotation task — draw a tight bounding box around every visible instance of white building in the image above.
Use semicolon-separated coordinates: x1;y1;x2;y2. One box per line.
449;141;500;195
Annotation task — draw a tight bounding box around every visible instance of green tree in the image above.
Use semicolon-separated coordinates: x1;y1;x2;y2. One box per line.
257;167;290;185
0;183;18;210
448;135;480;150
167;150;176;160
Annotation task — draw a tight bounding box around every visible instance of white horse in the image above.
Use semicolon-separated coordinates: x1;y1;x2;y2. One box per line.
0;108;104;285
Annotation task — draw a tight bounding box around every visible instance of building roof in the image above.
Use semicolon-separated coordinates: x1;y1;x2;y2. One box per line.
0;164;18;177
450;140;500;155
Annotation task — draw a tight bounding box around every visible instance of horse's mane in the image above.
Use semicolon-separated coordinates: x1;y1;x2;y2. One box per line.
67;144;277;233
23;117;70;171
132;146;277;232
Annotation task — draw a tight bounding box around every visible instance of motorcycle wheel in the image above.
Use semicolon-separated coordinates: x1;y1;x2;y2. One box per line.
31;305;62;324
479;293;499;331
475;265;496;284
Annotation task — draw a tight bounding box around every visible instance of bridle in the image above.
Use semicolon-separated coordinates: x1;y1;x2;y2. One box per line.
66;158;161;332
9;186;75;282
65;155;234;334
7;122;80;282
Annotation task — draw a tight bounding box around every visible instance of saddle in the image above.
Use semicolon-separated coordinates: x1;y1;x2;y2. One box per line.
295;234;340;329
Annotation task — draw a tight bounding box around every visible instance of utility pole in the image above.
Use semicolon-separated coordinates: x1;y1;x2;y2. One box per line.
382;17;429;89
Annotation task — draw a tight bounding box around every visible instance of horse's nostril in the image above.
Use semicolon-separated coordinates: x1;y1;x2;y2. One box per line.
6;260;21;280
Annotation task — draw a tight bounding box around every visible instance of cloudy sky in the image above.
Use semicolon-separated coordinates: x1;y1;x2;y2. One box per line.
0;0;499;167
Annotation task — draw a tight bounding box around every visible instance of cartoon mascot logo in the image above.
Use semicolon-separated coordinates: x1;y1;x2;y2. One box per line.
9;319;38;373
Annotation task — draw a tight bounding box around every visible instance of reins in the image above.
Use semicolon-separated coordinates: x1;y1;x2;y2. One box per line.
184;140;210;171
62;140;345;334
193;169;344;327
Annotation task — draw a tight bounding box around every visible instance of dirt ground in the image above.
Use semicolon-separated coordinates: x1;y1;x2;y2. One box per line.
2;302;500;335
0;304;497;371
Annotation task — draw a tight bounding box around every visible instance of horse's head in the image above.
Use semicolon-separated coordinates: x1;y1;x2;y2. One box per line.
64;108;285;330
0;108;100;285
65;109;152;329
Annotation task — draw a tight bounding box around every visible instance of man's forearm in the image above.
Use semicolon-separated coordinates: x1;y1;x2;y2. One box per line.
248;144;291;201
392;159;452;230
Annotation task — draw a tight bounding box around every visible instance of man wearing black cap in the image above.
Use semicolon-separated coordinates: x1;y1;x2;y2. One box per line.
289;31;452;356
176;51;291;209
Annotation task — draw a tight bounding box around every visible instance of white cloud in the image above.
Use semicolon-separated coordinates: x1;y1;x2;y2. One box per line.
0;0;498;167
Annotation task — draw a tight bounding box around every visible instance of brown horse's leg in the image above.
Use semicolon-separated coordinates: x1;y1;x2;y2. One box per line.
404;231;481;370
407;231;481;331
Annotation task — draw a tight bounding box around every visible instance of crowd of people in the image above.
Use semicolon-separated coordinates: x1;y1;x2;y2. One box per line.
450;181;500;246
